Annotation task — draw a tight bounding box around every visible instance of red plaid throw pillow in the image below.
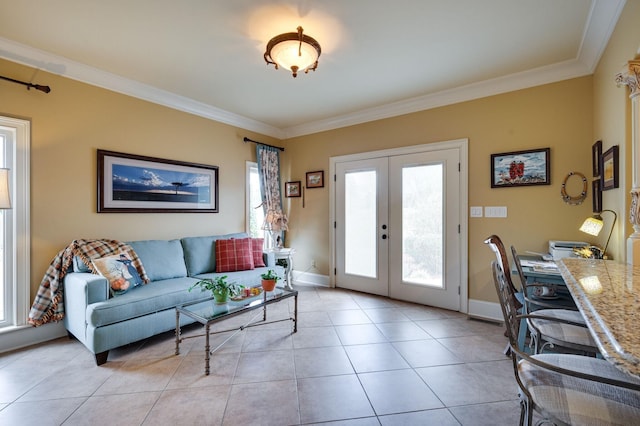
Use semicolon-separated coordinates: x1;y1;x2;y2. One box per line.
251;238;266;267
215;238;255;272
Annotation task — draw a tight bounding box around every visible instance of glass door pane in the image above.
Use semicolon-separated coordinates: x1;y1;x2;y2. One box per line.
402;164;443;287
345;170;377;278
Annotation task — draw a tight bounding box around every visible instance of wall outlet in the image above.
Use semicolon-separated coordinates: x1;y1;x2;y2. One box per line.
311;259;316;268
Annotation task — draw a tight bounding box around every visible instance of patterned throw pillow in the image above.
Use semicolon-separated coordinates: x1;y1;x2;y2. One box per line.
92;252;144;296
215;238;255;272
251;238;266;267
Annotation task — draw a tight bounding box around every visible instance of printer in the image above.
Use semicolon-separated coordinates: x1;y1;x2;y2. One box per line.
548;240;589;260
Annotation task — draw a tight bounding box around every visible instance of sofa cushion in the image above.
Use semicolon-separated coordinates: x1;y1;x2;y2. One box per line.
181;233;248;276
251;238;266;267
216;238;254;272
127;239;187;282
73;255;91;273
86;276;202;327
92;252;144;296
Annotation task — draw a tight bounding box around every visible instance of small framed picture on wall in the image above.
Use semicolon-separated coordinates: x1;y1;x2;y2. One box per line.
285;181;301;197
306;171;324;188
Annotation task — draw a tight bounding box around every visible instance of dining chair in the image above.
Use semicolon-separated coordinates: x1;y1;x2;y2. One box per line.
484;235;598;356
491;260;640;425
483;235;523;310
510;245;598;356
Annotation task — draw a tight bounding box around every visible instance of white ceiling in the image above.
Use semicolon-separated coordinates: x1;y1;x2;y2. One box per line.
0;0;626;139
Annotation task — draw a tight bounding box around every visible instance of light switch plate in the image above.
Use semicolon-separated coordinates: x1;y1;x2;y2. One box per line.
470;206;483;217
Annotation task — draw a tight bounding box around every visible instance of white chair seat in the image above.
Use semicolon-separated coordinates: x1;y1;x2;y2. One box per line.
519;353;640;425
528;309;597;352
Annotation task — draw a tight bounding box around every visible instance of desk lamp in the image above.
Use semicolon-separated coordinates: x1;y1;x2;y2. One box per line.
579;209;617;259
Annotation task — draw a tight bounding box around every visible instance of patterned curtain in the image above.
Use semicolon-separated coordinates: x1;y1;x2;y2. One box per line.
256;144;288;248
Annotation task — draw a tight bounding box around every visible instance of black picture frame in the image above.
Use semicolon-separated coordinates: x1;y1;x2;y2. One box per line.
490;148;550;188
285;181;301;197
592;140;602;177
601;145;619;191
306;170;324;188
592;179;602;213
97;149;218;213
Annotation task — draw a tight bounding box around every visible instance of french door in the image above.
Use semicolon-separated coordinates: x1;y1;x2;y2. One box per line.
333;142;466;311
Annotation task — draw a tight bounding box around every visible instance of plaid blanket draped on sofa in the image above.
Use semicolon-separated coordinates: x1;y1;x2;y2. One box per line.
28;239;149;326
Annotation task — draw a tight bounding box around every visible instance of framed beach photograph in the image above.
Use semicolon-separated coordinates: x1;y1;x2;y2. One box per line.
306;170;324;188
592;140;602;177
285;181;301;197
490;148;550;188
601;145;619;191
97;149;218;213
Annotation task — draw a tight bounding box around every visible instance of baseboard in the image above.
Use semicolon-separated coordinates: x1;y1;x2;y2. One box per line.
467;299;503;323
0;321;67;354
292;270;330;287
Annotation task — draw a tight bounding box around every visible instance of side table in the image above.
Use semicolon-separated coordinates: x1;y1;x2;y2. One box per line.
268;248;295;290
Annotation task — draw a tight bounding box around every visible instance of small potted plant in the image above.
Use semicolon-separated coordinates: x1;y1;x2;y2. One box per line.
260;270;280;291
188;275;241;304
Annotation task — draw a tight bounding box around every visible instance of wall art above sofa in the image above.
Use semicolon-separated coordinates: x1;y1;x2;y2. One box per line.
97;149;219;213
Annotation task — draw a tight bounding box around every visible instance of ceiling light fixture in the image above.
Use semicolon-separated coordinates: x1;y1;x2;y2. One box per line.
264;26;321;78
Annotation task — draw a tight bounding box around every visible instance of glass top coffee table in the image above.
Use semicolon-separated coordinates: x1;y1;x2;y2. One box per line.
175;287;297;375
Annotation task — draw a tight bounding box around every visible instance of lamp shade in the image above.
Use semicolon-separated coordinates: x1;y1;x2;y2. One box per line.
264;27;321;78
0;168;11;209
579;210;617;259
579;216;604;236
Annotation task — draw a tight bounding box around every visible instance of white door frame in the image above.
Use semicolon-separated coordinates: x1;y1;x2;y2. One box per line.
329;139;468;313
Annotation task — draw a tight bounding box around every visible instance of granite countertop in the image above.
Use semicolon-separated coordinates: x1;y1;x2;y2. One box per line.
558;258;640;378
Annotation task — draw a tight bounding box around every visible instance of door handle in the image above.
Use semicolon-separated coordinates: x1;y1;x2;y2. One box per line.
382;234;387;240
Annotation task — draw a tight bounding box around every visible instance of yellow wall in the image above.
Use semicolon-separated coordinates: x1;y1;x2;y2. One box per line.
0;58;280;299
593;0;640;260
284;78;594;302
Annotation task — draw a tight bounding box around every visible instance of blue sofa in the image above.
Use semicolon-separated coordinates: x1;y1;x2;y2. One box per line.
63;233;284;365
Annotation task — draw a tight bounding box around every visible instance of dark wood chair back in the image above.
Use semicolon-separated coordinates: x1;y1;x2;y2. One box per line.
484;235;522;310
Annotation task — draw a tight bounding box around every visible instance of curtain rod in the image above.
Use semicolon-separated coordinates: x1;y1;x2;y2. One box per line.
0;75;51;93
243;137;284;152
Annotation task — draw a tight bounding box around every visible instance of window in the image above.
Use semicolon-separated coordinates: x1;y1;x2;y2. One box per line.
0;116;30;330
246;161;265;238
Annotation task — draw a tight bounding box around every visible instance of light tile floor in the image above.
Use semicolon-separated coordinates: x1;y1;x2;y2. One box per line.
0;284;525;425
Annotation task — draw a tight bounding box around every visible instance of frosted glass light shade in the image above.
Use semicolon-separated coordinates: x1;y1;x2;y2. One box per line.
264;26;321;78
579;216;603;236
269;39;319;73
0;168;11;209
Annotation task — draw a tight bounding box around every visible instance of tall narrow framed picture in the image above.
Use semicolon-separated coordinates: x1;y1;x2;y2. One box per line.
490;148;550;188
601;145;619;191
98;149;218;213
592;140;602;177
592;179;602;213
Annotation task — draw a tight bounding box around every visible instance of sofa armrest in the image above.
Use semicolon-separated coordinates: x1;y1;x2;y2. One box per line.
65;272;109;304
63;272;109;342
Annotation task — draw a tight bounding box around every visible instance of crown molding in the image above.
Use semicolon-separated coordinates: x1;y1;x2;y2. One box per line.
283;0;626;138
0;0;624;141
283;59;590;138
0;37;285;139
